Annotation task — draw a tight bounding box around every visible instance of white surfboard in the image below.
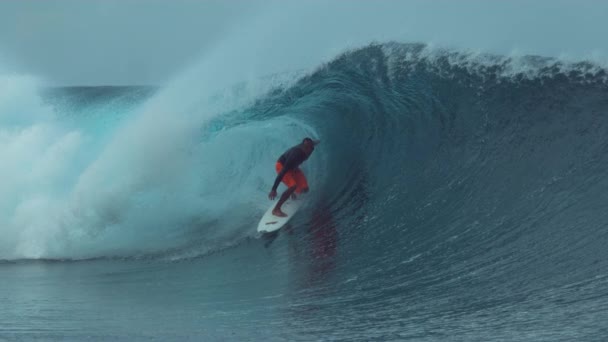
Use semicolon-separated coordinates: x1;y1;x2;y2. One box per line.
257;199;302;233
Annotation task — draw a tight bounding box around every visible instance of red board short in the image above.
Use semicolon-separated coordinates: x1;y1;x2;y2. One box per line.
275;162;308;194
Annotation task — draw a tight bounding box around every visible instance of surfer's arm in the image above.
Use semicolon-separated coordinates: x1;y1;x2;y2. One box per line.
271;167;290;192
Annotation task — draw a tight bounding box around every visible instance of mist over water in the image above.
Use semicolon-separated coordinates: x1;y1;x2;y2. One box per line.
0;71;316;259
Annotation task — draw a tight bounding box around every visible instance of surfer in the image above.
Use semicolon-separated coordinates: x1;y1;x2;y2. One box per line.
268;137;319;217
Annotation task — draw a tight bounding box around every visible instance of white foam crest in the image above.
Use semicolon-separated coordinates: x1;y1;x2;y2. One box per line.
383;44;608;85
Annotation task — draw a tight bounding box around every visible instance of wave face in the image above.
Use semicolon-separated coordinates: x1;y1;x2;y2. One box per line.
247;43;608;339
2;43;608;339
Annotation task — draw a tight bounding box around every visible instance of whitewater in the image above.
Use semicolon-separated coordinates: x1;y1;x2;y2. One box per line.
2;2;608;341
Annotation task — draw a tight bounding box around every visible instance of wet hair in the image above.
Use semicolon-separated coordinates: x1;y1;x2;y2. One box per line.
302;137;314;144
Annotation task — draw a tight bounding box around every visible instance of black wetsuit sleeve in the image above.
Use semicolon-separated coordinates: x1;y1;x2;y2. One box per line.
272;168;289;192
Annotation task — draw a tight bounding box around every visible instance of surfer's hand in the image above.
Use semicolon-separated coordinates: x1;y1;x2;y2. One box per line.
268;190;277;200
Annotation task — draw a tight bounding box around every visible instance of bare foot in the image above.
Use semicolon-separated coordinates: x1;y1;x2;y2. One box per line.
272;208;288;217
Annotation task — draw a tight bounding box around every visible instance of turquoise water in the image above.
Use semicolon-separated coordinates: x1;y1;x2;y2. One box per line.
1;44;608;340
1;241;292;340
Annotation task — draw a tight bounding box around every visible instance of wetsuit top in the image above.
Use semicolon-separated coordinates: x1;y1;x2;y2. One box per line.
272;143;312;191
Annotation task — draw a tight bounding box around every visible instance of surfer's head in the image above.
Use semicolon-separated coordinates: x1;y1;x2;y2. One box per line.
302;137;319;146
302;137;318;155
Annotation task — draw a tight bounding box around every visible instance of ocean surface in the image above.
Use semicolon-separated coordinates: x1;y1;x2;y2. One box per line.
1;43;608;340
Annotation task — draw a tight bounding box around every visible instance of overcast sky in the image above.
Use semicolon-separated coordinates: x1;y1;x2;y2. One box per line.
1;0;607;86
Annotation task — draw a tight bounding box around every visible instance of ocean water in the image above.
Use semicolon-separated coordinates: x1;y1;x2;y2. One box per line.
1;43;608;340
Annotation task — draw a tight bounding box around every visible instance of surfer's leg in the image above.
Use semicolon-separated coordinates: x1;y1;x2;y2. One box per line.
273;185;296;217
294;169;309;194
289;169;307;200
